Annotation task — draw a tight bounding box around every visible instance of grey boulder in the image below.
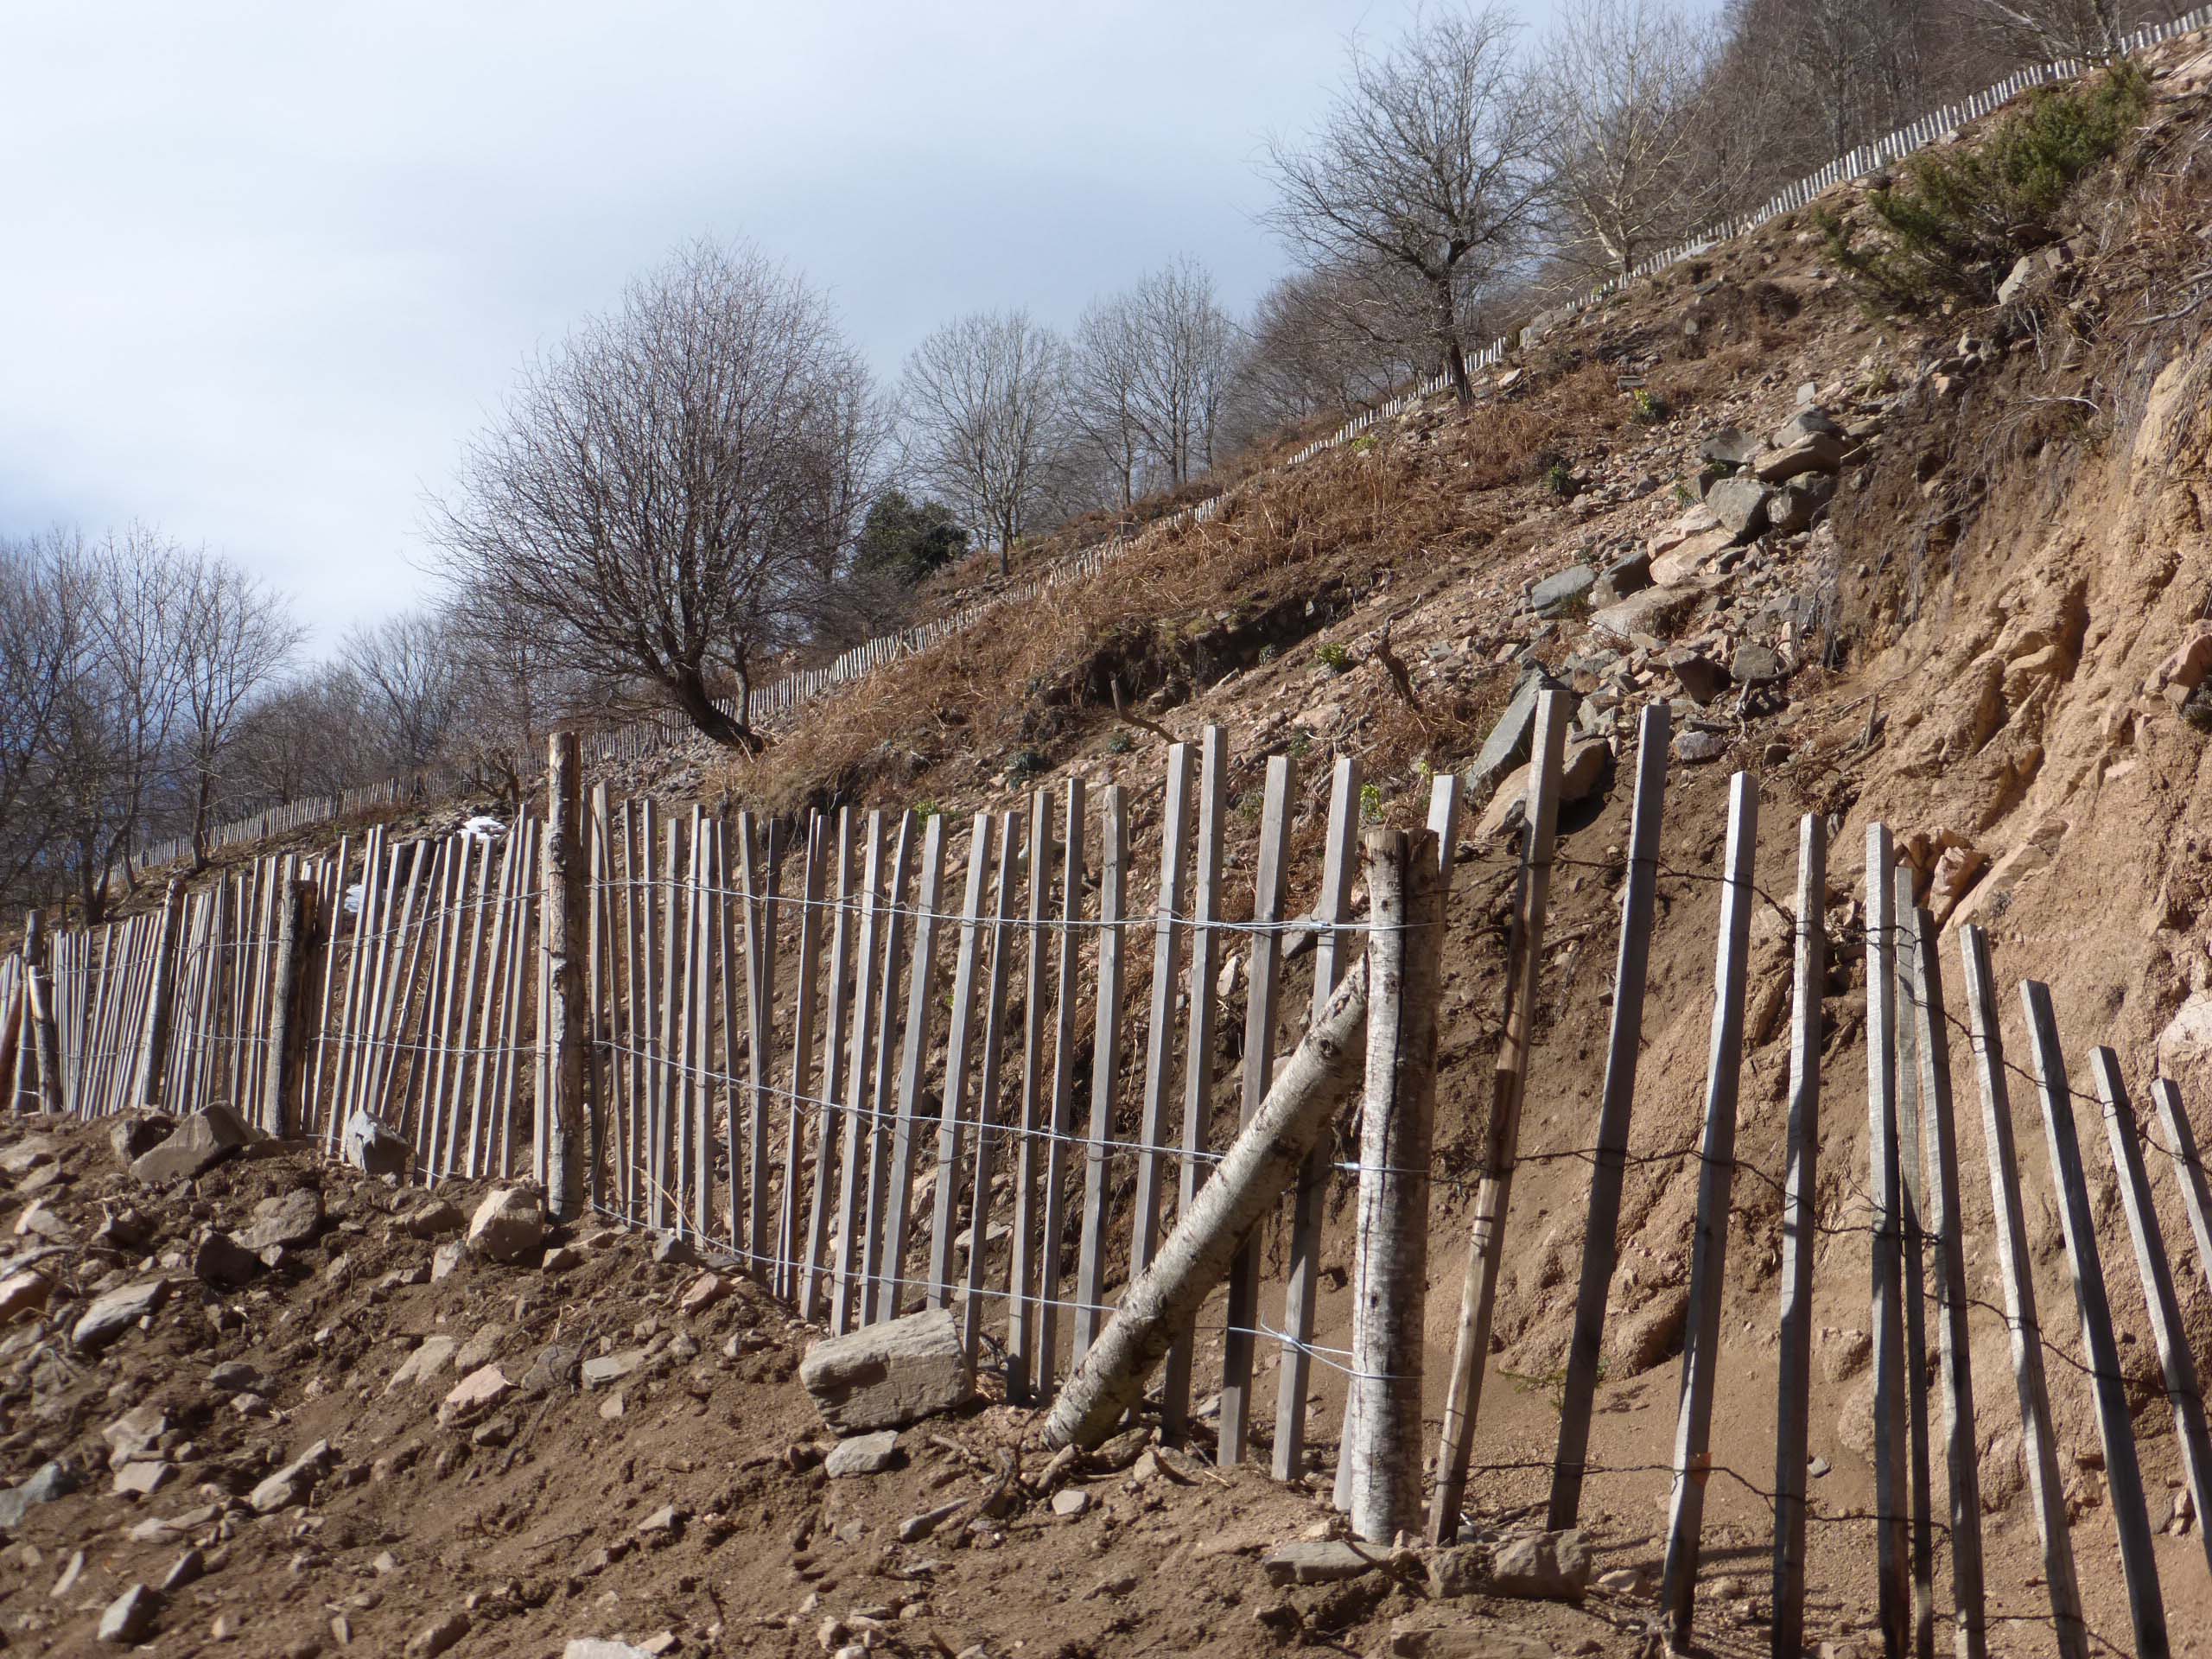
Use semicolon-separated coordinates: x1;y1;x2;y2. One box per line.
799;1306;973;1433
130;1105;252;1185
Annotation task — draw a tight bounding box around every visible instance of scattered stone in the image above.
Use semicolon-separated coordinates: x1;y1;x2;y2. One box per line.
1531;565;1596;617
1700;427;1758;467
799;1306;974;1433
239;1188;323;1252
582;1348;650;1390
1731;643;1789;686
403;1199;466;1238
162;1547;205;1592
112;1459;175;1497
1671;729;1729;765
1704;475;1771;542
130;1104;253;1185
388;1336;459;1391
343;1109;411;1178
467;1188;543;1264
1262;1541;1383;1586
52;1549;86;1599
0;1134;64;1175
99;1583;159;1644
1590;584;1699;642
13;1200;73;1242
440;1365;512;1422
1488;1530;1593;1601
431;1240;470;1281
825;1431;902;1478
209;1358;261;1392
1469;671;1571;791
1384;1622;1554;1659
1595;1567;1644;1597
404;1611;470;1657
567;1644;653;1659
1607;1287;1690;1373
249;1440;334;1514
540;1244;584;1273
637;1503;683;1535
1593;550;1651;604
899;1501;964;1543
73;1277;169;1351
522;1343;582;1395
1050;1488;1092;1518
192;1228;262;1288
680;1271;729;1313
454;1325;508;1372
108;1116;175;1166
1766;474;1834;534
0;1267;52;1323
1474;738;1610;839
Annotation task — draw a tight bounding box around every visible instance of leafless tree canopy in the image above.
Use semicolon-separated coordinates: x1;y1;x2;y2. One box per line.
1261;3;1548;404
430;238;878;748
900;308;1071;577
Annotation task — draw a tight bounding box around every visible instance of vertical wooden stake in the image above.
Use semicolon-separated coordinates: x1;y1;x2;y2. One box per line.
2018;980;2169;1659
1345;826;1444;1543
1072;785;1128;1364
1956;927;2086;1659
876;810;946;1324
1907;907;1986;1659
2091;1048;2212;1579
960;809;1021;1365
136;879;185;1111
1894;886;1937;1659
779;817;826;1300
1036;781;1086;1395
1274;754;1360;1482
1865;826;1913;1659
2152;1077;2212;1304
262;880;318;1140
22;912;62;1116
799;810;857;1323
1549;702;1670;1528
856;812;918;1323
1130;746;1194;1289
543;732;588;1221
1656;770;1758;1654
1429;689;1571;1541
830;812;887;1336
1007;787;1054;1404
1219;753;1293;1465
927;814;995;1307
1162;728;1227;1442
1770;812;1826;1659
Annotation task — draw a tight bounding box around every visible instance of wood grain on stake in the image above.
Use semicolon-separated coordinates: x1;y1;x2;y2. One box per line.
1955;926;2085;1659
830;811;886;1336
858;812;919;1324
1891;880;1936;1659
1072;785;1128;1363
1905;906;1984;1659
1656;770;1758;1654
1219;753;1292;1466
959;809;1022;1365
779;817;826;1301
1036;780;1085;1395
1162;728;1227;1442
1005;787;1052;1404
2018;980;2169;1659
1129;745;1194;1292
1274;754;1360;1483
1429;688;1570;1541
878;810;947;1323
926;813;995;1309
2090;1048;2212;1578
1862;827;1912;1659
1549;702;1669;1530
1769;812;1824;1659
799;810;857;1323
2152;1077;2212;1306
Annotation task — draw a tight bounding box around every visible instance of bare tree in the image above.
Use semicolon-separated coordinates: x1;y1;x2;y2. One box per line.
173;550;306;867
337;610;465;774
431;238;871;749
1535;0;1731;283
1068;293;1149;513
1965;0;2155;57
1261;4;1548;404
0;537;75;902
1128;257;1238;486
900;308;1071;576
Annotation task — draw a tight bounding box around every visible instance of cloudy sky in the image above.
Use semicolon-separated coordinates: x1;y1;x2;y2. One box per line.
0;1;1568;647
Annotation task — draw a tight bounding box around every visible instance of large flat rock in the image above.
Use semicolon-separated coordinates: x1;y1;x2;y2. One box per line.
799;1307;972;1434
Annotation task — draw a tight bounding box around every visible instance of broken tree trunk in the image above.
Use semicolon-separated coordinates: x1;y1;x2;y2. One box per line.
1043;955;1372;1451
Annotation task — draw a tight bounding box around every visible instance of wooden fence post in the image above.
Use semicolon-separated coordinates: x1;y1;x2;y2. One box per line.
2152;1077;2212;1306
1219;754;1293;1465
1429;689;1570;1541
1035;782;1085;1392
1770;812;1826;1659
136;878;185;1111
1893;882;1936;1659
926;813;995;1308
1656;770;1758;1652
1549;701;1669;1529
1006;788;1053;1402
1274;754;1361;1482
1956;927;2085;1659
2090;1049;2212;1578
1346;827;1444;1543
22;911;62;1116
958;809;1022;1366
2018;981;2169;1659
261;880;319;1139
1864;827;1913;1659
1906;906;1985;1659
542;732;588;1220
1072;785;1128;1363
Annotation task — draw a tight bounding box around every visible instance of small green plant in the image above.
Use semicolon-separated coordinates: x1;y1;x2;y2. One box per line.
1413;758;1433;787
1629;388;1669;424
1006;749;1049;785
2184;681;2212;735
1821;63;2149;308
1672;480;1695;505
1315;641;1352;675
1543;461;1577;499
913;799;939;822
1256;643;1280;664
1105;729;1135;756
1235;791;1265;825
1350;434;1377;454
1359;782;1384;825
1286;727;1314;760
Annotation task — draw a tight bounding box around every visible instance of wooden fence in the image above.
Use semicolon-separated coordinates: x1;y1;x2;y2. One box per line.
12;706;2212;1657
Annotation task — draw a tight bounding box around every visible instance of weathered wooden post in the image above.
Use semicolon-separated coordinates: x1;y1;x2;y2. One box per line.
21;911;62;1116
1770;812;1825;1659
1864;828;1912;1659
541;732;588;1222
2018;981;2169;1659
2152;1077;2212;1305
1346;827;1445;1543
1429;689;1570;1541
136;878;185;1111
1550;701;1669;1529
261;880;319;1139
1657;771;1758;1652
1956;928;2084;1659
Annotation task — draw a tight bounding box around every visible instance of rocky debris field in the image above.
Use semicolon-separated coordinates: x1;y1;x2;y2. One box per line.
0;1114;1757;1659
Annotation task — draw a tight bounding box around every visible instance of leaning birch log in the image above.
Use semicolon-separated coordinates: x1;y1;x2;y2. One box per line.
1043;955;1371;1452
